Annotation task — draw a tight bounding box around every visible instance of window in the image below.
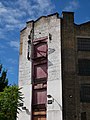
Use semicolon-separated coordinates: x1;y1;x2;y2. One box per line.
80;84;90;103
78;59;90;76
78;38;90;51
81;112;87;120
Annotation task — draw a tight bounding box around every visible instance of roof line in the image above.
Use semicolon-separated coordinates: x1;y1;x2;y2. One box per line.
75;21;90;26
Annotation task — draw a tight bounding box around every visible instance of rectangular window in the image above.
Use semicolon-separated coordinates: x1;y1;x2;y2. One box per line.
80;84;90;103
77;38;90;51
78;59;90;76
81;112;87;120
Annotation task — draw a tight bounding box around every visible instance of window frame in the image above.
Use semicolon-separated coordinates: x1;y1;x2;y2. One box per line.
80;84;90;103
77;37;90;51
78;59;90;76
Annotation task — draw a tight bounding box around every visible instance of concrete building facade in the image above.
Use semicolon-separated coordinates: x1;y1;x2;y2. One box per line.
18;12;90;120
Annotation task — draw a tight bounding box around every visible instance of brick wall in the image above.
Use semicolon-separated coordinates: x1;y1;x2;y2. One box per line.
62;12;90;120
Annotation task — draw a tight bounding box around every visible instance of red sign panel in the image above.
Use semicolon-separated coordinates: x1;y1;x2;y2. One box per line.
32;37;47;119
34;43;47;58
33;89;47;105
33;36;48;43
34;64;47;79
33;116;46;120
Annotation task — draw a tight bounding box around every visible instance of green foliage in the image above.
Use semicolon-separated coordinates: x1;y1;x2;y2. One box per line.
0;85;23;120
0;64;8;92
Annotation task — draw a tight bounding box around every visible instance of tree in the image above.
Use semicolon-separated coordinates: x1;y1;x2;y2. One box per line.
0;85;23;120
0;64;8;92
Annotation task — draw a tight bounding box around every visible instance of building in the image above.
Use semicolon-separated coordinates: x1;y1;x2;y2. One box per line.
18;12;90;120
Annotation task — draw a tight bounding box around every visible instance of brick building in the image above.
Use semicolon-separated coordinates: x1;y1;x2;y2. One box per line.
18;12;90;120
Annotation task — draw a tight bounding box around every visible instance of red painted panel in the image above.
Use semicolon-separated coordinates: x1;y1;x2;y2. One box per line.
35;64;47;79
34;43;47;58
33;116;46;120
33;89;47;105
33;36;48;42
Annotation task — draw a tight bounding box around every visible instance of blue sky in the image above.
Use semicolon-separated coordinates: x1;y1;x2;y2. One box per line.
0;0;90;85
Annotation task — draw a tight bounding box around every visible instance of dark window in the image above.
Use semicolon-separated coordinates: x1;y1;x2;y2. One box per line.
78;38;90;51
78;59;90;76
80;84;90;103
33;89;47;105
81;112;87;120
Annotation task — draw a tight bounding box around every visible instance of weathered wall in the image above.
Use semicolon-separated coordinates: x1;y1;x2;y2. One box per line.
47;15;62;120
17;22;33;120
18;13;62;120
75;22;90;120
34;14;62;120
18;11;90;120
62;12;76;120
62;12;90;120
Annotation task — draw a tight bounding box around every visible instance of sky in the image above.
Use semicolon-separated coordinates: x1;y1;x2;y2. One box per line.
0;0;90;85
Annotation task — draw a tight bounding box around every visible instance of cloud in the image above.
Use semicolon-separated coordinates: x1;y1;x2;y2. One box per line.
0;28;8;39
32;0;54;15
64;0;79;11
9;41;19;51
0;2;25;27
0;0;54;27
0;44;6;49
17;0;54;16
0;40;7;56
1;57;17;65
0;0;55;39
0;31;5;39
7;66;15;75
7;58;17;65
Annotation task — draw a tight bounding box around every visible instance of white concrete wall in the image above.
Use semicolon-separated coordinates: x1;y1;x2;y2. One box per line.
18;14;62;120
47;17;62;120
17;23;33;120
